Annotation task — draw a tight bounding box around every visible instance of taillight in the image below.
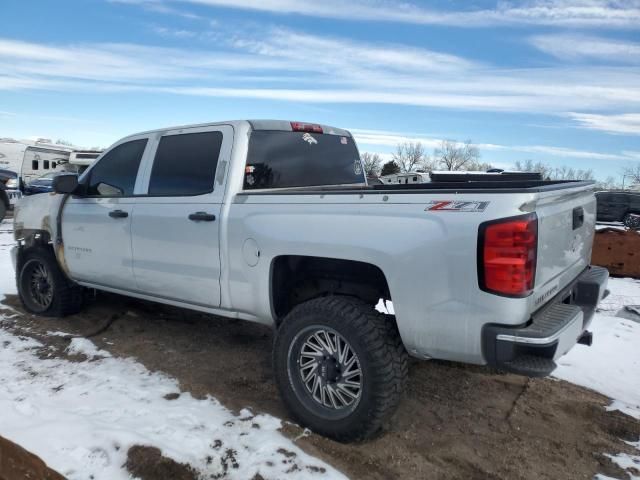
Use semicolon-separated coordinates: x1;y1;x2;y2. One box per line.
291;122;323;133
478;213;537;297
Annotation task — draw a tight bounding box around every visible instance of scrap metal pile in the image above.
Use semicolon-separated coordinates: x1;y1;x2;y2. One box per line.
592;217;640;279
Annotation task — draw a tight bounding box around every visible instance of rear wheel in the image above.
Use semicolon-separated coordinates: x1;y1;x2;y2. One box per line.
273;296;408;442
623;213;640;229
17;247;83;317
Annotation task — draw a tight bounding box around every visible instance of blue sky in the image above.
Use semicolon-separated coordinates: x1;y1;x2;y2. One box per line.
1;0;639;181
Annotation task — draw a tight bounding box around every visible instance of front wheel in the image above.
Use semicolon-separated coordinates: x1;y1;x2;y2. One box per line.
623;213;640;229
17;247;83;317
273;296;408;442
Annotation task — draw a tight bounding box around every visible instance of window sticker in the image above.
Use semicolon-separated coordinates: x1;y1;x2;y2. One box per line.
302;133;318;145
341;137;348;145
354;159;363;175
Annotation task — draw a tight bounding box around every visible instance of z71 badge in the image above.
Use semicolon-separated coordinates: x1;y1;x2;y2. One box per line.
425;200;490;212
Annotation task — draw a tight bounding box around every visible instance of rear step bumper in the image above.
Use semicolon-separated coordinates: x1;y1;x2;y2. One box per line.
482;265;609;377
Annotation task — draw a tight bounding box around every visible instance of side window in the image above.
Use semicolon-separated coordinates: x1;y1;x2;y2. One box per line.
32;160;38;170
148;131;222;196
87;139;147;197
43;160;50;169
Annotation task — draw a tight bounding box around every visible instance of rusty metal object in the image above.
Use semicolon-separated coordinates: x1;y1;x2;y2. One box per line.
592;227;640;279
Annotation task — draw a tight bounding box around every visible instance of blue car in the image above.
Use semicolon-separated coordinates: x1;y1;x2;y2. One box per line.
23;171;66;195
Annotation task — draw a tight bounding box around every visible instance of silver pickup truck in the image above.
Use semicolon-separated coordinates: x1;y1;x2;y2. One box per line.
12;120;608;441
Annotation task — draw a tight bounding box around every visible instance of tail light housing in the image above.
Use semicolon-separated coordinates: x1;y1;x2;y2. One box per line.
291;122;323;133
478;213;537;297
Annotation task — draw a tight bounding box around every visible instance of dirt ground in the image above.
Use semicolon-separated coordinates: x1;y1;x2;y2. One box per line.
2;292;639;480
0;435;65;480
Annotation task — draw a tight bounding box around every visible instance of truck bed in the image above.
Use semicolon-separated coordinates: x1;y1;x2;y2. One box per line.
239;180;595;195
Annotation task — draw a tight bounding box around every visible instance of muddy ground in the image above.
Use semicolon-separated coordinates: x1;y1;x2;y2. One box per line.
2;292;639;480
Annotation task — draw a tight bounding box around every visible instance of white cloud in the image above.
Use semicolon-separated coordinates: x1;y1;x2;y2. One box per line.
138;0;640;28
1;31;639;124
569;113;640;135
530;34;640;63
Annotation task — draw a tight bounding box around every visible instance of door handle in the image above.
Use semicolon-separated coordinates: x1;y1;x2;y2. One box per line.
572;207;584;230
108;209;129;219
188;212;216;222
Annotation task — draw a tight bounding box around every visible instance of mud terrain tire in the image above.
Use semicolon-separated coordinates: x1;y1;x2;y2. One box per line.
273;296;408;442
17;246;83;317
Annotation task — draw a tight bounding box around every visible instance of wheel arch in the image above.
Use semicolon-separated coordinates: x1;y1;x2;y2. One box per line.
269;255;392;324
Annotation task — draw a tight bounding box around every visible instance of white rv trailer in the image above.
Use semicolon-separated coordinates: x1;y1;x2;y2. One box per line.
68;150;102;174
21;144;77;184
379;171;429;185
0;138;76;183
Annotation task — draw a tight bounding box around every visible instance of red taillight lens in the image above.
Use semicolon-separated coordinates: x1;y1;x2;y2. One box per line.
291;122;323;133
479;213;537;297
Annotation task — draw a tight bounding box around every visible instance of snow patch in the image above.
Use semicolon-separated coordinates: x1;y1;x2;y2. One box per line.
0;327;344;480
66;337;112;359
554;278;640;420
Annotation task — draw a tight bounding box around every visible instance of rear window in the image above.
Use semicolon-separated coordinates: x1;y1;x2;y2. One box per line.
244;131;364;190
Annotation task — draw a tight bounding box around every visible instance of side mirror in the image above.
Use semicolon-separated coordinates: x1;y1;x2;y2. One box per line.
52;174;79;194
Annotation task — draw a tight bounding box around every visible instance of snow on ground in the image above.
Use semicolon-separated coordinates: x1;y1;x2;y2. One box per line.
0;329;342;480
554;277;640;420
0;218;344;480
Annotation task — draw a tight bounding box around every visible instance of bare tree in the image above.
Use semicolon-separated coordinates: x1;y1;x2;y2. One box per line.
551;166;594;181
622;163;640;186
513;159;593;181
514;159;553;179
361;152;383;177
595;176;620;190
434;140;480;171
393;142;431;173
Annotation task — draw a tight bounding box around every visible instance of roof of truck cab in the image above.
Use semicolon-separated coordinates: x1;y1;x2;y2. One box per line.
122;120;352;139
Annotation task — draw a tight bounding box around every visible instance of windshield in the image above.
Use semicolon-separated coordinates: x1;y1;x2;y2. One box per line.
244;130;365;190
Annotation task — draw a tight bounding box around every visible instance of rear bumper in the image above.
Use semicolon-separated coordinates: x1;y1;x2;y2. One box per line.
482;265;609;377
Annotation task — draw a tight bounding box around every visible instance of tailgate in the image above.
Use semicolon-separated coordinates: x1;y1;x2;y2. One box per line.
534;186;596;295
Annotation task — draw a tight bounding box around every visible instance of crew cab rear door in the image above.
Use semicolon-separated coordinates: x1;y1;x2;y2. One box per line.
130;125;232;307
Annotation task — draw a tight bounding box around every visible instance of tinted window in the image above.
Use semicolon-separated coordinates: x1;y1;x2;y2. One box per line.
32;160;38;170
87;139;147;196
148;131;222;196
244;131;364;189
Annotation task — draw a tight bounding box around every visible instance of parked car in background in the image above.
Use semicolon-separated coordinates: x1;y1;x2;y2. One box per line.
0;168;22;221
595;191;640;227
23;171;66;196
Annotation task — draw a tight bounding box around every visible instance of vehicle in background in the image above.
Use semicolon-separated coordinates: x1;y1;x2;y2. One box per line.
0;169;22;221
379;171;429;185
23;171;67;196
21;145;75;185
0;138;74;178
68;150;102;175
595;191;640;227
12;119;608;442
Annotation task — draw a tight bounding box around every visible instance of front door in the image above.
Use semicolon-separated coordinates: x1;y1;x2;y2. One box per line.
62;138;149;290
130;125;232;307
